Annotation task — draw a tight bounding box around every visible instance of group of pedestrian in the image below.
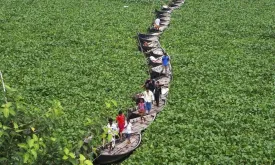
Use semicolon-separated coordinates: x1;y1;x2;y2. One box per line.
142;78;164;107
134;78;165;125
103;78;165;153
153;17;171;76
104;111;133;153
103;59;169;154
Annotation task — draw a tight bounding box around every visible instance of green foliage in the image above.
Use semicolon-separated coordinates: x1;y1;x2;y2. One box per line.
1;102;13;118
0;86;96;164
0;0;171;164
0;0;169;149
18;134;45;164
124;0;275;164
0;86;61;164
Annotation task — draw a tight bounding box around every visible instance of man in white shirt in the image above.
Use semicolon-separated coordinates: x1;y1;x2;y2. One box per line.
124;118;133;144
143;87;155;114
154;17;160;30
106;118;118;153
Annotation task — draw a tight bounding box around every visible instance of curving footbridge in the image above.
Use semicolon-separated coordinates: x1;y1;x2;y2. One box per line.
93;0;185;164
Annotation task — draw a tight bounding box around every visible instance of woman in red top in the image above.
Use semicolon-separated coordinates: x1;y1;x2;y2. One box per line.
116;110;125;141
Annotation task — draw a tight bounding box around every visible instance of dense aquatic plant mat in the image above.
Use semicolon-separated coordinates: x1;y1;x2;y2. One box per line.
0;0;170;151
124;0;275;164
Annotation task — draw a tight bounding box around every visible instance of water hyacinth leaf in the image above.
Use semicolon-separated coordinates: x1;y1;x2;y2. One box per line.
105;102;111;109
111;100;118;107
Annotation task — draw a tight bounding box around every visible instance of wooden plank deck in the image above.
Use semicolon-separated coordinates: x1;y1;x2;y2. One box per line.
132;99;166;115
138;34;159;42
145;47;164;56
122;112;156;134
149;56;162;63
161;21;170;26
148;40;160;47
156;76;171;85
158;13;171;17
148;31;163;36
101;134;140;155
151;65;172;75
159;25;168;31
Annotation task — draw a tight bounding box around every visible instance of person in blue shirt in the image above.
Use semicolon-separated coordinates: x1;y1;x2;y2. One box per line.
162;53;170;76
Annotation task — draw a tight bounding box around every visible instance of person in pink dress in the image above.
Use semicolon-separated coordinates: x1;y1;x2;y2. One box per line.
138;99;146;123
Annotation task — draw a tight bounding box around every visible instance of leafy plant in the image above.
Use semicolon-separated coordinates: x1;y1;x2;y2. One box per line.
0;0;171;164
124;0;275;164
17;134;46;164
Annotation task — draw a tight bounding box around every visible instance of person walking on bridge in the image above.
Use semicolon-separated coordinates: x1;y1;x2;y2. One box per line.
142;78;155;93
143;87;154;115
154;17;160;30
162;53;170;76
116;111;125;141
154;81;164;107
